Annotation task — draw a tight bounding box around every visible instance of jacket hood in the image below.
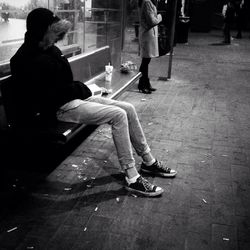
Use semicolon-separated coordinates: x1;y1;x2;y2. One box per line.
26;8;60;42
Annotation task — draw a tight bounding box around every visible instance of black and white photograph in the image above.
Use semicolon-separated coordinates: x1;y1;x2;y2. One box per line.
0;0;250;249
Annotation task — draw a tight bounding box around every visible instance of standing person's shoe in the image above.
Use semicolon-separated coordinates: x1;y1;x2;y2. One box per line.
125;175;164;197
141;160;177;177
138;78;151;94
146;78;156;91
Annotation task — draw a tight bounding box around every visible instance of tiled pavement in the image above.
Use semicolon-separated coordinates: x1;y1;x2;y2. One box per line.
0;30;250;249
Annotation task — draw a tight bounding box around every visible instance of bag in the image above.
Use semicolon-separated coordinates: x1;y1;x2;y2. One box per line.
158;24;170;57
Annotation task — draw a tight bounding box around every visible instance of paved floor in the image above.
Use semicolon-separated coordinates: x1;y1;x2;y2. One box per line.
0;29;250;250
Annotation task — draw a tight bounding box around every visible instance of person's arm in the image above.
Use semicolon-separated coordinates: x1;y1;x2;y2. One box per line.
33;55;91;114
222;4;227;17
143;1;162;28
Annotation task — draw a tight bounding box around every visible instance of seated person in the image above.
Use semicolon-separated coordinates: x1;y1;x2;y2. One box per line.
222;0;235;44
10;8;177;197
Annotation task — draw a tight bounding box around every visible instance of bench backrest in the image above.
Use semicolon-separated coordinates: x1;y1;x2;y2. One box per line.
0;43;82;79
69;46;111;83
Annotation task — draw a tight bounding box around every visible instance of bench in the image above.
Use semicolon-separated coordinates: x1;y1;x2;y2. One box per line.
0;43;82;79
0;46;141;145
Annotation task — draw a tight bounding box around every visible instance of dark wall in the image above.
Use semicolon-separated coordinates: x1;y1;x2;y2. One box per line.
189;0;213;32
190;0;250;31
92;0;120;9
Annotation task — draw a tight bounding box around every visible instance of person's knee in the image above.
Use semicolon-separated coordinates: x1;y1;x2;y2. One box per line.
125;102;136;114
112;107;127;124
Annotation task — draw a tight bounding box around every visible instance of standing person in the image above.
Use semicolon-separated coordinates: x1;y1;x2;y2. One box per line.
234;0;245;39
138;0;162;94
10;8;177;197
222;0;235;44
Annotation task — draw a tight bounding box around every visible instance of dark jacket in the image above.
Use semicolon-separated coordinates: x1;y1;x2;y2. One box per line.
224;1;236;24
10;32;91;125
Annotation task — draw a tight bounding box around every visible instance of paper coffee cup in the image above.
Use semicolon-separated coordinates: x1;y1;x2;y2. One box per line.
105;64;113;82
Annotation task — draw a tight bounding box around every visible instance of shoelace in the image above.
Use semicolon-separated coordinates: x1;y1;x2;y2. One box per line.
138;176;153;191
155;161;171;172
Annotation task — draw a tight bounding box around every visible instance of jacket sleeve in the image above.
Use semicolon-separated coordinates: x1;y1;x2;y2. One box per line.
33;56;91;118
143;1;161;29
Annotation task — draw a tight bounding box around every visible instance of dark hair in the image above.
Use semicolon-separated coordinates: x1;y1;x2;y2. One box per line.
26;8;60;41
138;0;157;7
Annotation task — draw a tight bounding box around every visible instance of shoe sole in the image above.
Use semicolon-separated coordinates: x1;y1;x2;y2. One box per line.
125;186;164;197
141;168;177;177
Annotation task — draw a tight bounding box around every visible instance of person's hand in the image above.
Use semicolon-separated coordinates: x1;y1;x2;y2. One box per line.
157;13;162;22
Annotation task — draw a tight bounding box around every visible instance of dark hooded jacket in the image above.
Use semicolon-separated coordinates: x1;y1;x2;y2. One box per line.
10;8;91;125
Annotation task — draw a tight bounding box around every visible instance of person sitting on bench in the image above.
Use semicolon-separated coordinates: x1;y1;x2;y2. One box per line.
10;8;177;197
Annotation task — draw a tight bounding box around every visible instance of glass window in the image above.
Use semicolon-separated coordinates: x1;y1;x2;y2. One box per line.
0;0;124;77
122;0;140;61
83;0;124;67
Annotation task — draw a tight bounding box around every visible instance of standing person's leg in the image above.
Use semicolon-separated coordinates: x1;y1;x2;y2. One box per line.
139;57;156;92
223;22;231;44
57;97;164;196
238;6;245;38
139;58;150;79
235;7;243;38
138;57;152;94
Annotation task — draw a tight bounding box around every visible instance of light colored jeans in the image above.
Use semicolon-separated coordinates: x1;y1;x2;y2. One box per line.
56;96;151;169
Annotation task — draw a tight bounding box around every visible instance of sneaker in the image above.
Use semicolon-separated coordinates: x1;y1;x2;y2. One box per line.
141;160;177;177
125;176;164;197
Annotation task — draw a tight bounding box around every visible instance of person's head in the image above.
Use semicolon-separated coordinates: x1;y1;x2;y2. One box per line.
26;8;71;50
